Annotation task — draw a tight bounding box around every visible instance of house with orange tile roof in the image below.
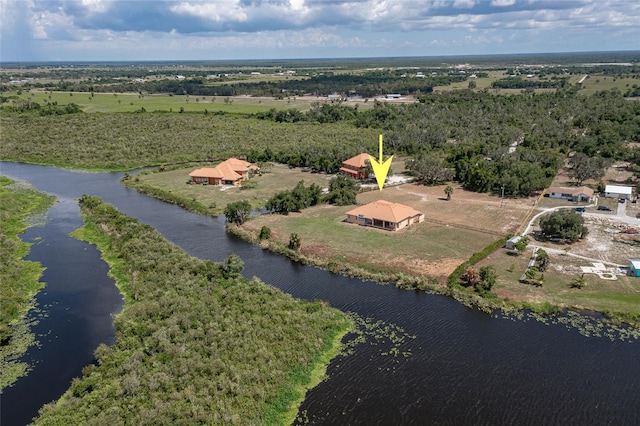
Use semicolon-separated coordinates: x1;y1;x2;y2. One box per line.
340;153;371;180
189;158;258;186
345;200;424;231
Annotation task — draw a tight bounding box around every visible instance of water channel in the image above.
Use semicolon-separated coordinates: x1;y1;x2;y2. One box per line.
1;162;639;425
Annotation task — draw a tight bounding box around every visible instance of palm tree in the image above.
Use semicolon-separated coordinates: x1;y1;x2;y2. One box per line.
444;185;453;200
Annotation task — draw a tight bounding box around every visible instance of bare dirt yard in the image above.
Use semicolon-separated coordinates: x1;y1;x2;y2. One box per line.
358;183;537;235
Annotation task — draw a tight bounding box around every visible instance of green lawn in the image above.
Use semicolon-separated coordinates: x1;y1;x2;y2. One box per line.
243;197;496;282
135;163;336;213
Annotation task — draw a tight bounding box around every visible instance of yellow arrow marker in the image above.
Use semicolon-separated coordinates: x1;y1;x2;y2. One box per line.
369;134;393;191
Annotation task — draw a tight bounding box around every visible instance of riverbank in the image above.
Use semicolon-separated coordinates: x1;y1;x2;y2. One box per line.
0;177;56;390
34;195;350;425
229;214;640;332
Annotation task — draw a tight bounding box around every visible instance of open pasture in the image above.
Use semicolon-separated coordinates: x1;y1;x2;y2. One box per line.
7;91;321;114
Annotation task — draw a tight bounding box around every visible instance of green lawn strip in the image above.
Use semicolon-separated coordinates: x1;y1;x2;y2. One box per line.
35;195;350;425
0;176;56;390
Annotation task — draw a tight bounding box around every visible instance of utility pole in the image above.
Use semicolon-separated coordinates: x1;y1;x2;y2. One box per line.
501;185;505;207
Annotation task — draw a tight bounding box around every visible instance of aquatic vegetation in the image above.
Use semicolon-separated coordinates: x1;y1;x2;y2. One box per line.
0;177;55;390
34;196;350;425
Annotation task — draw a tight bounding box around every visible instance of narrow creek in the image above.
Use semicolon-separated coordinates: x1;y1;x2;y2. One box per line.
1;162;639;425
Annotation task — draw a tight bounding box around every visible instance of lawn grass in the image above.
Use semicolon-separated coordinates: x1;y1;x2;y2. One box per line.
243;189;496;282
134;163;336;214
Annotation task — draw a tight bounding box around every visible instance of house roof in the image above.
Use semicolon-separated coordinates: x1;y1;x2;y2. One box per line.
223;158;259;172
342;153;371;168
189;158;257;181
346;200;423;223
547;186;594;197
605;185;632;195
629;259;640;269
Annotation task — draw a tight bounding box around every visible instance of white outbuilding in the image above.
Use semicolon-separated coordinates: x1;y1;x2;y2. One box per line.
604;185;632;200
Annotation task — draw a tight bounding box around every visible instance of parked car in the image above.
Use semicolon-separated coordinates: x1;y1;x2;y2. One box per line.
574;207;585;213
597;205;612;211
619;198;626;203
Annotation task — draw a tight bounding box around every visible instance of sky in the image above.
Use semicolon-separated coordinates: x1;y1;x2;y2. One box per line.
1;0;639;62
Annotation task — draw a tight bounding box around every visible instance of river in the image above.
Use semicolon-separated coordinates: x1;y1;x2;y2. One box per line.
1;162;639;425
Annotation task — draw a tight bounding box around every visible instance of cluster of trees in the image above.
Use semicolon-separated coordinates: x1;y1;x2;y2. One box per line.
539;210;588;243
491;77;569;89
265;180;323;214
263;176;359;215
460;265;497;296
34;195;349;424
1;98;81;115
24;72;466;98
568;153;611;185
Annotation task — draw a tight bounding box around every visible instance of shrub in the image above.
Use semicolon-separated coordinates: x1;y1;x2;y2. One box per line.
259;226;271;240
288;233;301;250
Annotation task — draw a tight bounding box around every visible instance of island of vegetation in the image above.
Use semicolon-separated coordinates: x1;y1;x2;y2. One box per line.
0;176;56;390
33;195;349;425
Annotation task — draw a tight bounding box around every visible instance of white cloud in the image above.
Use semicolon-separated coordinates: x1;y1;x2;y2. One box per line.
170;1;249;23
491;0;516;6
2;0;639;61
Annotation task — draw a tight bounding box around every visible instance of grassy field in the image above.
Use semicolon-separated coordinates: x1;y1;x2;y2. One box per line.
574;76;639;96
4;90;380;114
7;91;318;114
241;183;533;282
135;163;337;213
484;248;640;320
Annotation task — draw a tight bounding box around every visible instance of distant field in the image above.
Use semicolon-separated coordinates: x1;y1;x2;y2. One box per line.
4;91;323;114
573;76;639;95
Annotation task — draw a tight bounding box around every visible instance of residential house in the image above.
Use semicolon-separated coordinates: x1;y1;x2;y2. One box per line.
345;200;424;231
340;153;371;180
546;186;594;202
604;185;632;200
629;259;640;277
189;158;258;186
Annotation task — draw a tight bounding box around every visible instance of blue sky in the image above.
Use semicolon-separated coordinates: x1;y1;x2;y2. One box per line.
1;0;639;62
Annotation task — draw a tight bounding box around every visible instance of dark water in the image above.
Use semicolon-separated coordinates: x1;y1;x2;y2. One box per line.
1;162;639;425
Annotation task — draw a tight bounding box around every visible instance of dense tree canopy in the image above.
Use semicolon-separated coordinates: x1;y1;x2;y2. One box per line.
539;210;589;243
